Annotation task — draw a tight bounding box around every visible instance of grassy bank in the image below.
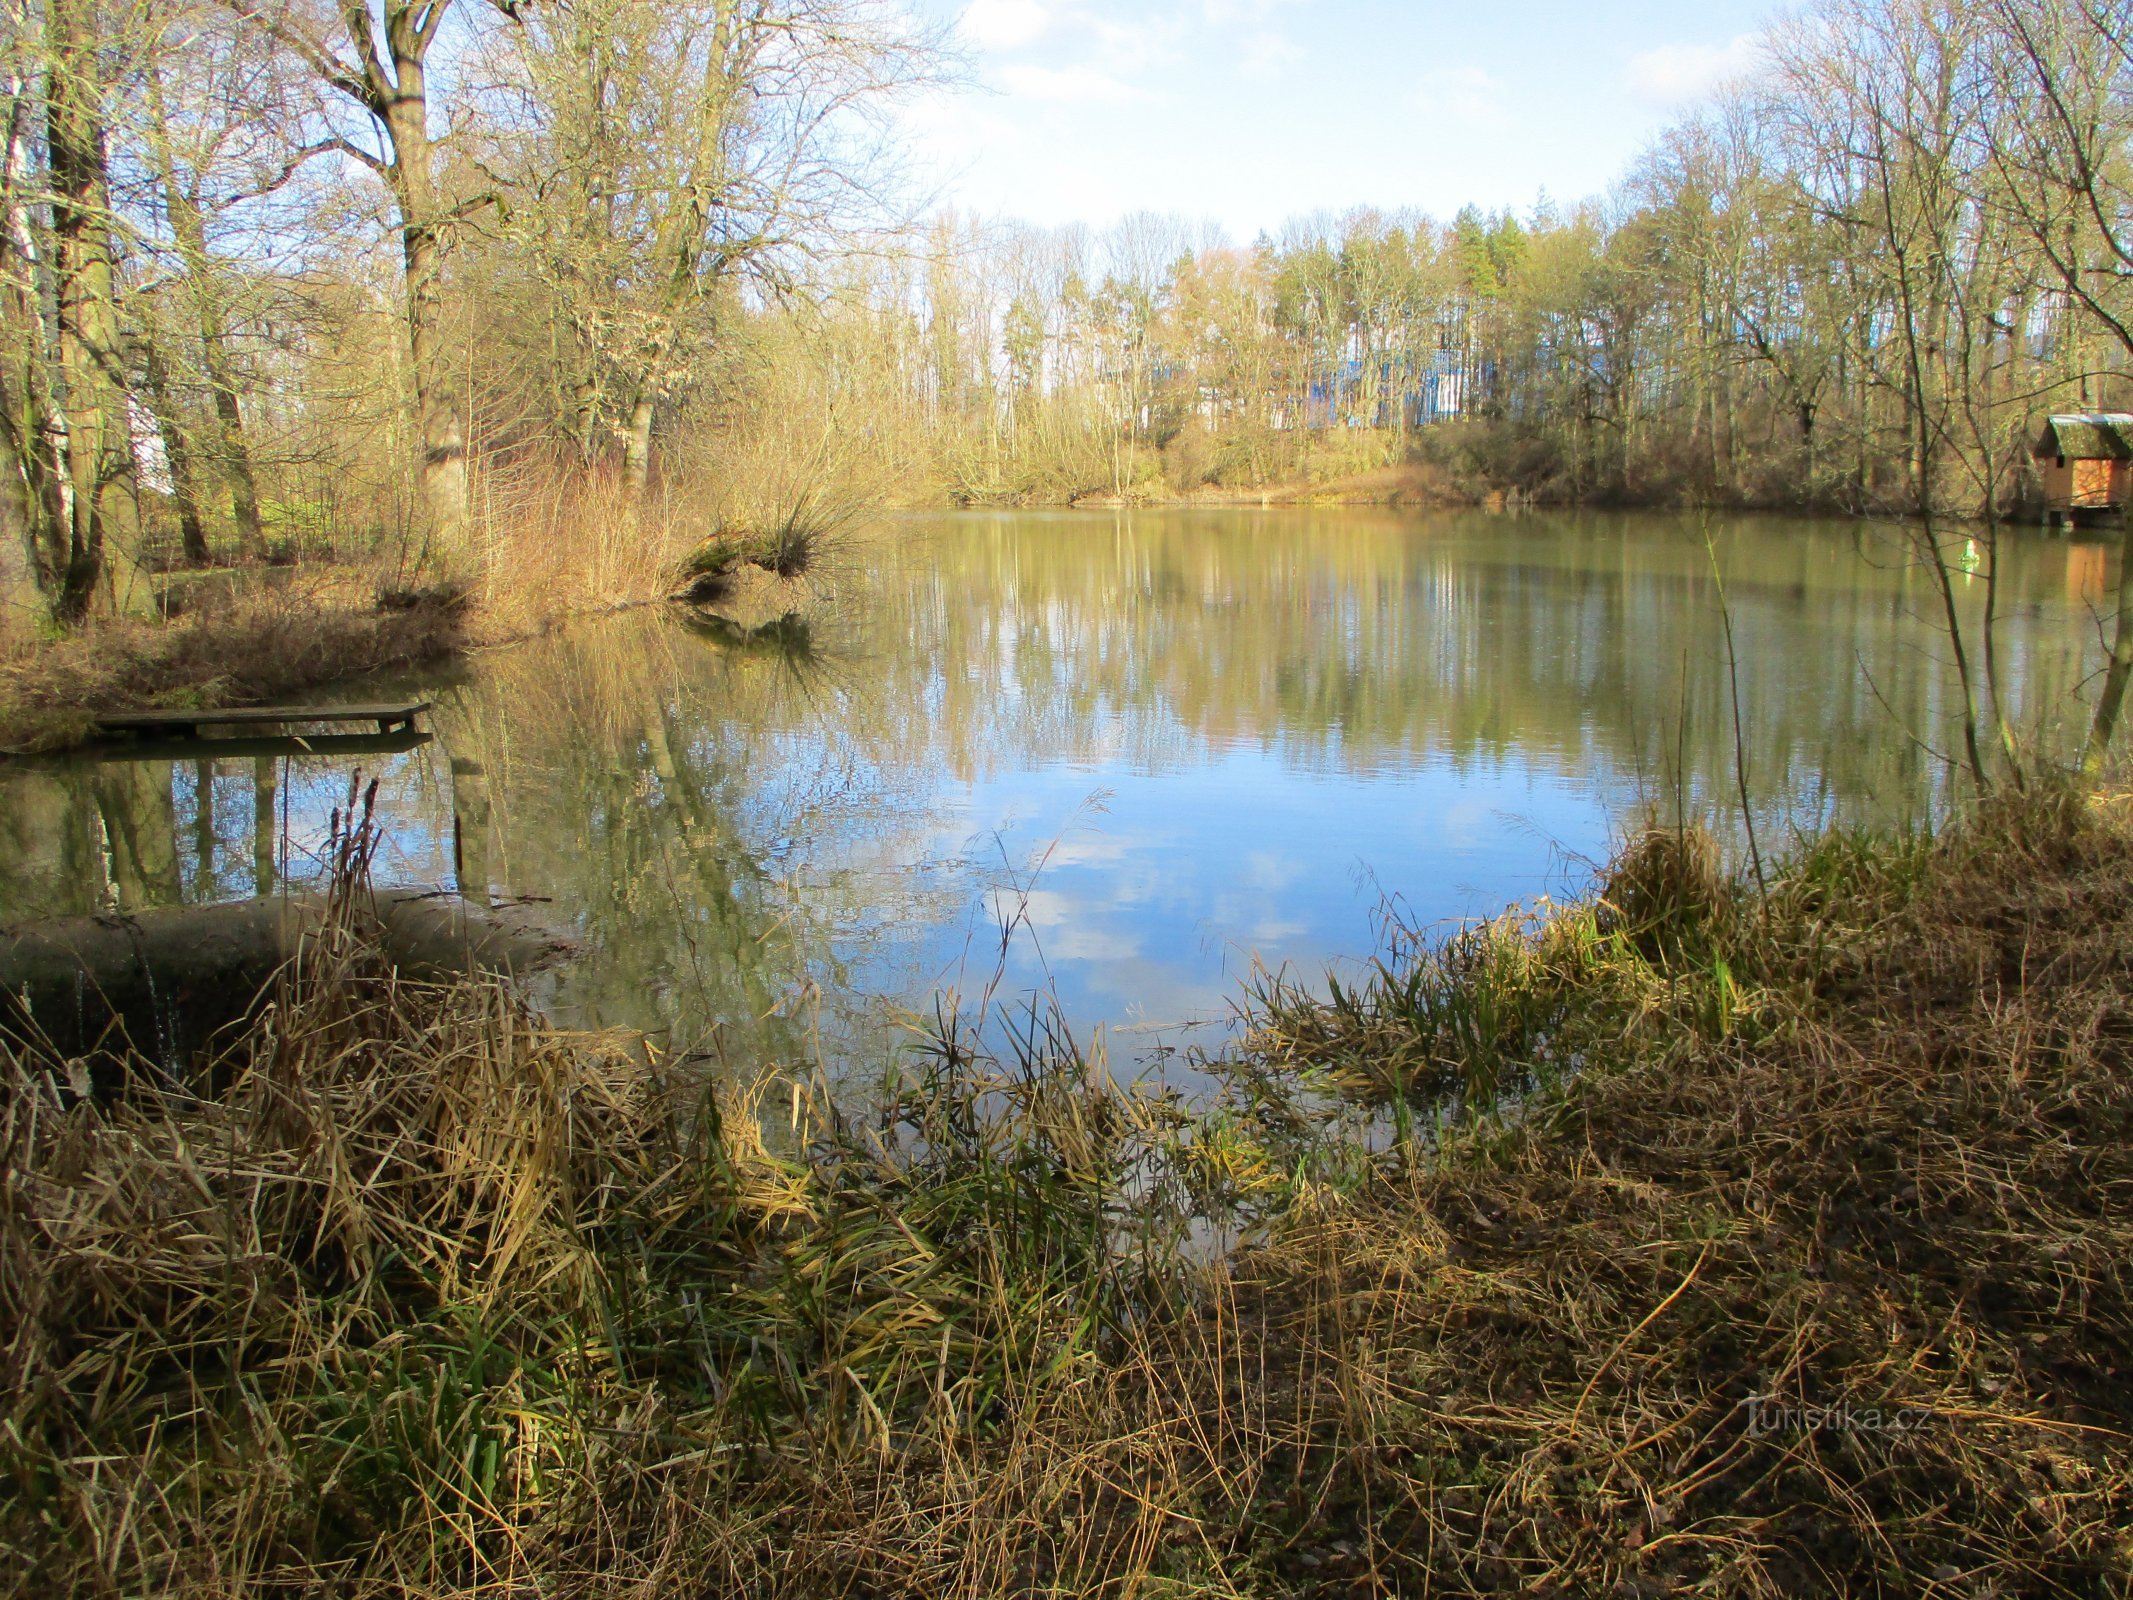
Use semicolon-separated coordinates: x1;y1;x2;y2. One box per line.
4;782;2130;1596
0;477;733;754
0;578;469;753
939;415;1912;516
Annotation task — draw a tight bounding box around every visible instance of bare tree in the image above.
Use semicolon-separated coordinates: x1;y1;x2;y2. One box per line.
134;14;307;560
244;0;501;556
496;0;940;500
1982;0;2133;770
1769;0;2002;788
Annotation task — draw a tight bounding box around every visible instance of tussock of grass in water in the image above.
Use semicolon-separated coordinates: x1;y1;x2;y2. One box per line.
4;780;2131;1595
681;519;829;585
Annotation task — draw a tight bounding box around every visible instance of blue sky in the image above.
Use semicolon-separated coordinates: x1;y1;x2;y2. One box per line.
900;0;1776;240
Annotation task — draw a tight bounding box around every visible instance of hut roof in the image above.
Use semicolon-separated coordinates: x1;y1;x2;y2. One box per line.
2035;413;2133;461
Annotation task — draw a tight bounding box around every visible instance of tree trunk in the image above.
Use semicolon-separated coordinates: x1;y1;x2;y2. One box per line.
411;278;469;549
376;43;469;558
0;323;59;620
170;223;265;556
400;213;468;554
45;0;126;621
621;387;654;495
613;1;743;508
205;347;267;556
0;429;39;631
136;327;211;565
2;75;69;609
573;371;602;462
1798;403;1817;501
145;61;267;560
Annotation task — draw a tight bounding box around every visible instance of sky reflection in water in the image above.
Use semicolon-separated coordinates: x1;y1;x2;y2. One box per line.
0;508;2107;1076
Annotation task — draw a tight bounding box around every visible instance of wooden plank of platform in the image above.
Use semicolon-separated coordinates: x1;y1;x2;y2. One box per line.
92;701;430;738
61;727;434;765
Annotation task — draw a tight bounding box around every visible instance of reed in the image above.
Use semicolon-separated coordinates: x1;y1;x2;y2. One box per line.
4;777;2129;1596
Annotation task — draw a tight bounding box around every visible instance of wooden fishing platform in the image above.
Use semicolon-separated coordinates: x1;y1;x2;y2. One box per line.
91;701;430;740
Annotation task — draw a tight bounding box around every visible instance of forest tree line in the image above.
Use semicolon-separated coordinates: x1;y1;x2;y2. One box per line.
874;0;2133;515
1;0;2131;630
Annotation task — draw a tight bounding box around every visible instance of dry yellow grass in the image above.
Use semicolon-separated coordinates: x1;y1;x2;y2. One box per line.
0;468;714;753
0;573;468;752
4;779;2130;1597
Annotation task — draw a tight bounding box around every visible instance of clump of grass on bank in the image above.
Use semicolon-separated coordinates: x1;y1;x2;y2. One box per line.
672;514;842;628
4;781;2131;1596
0;574;467;753
677;508;841;591
669;424;875;603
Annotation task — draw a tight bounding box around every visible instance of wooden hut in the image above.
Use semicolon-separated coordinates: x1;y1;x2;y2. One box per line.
2034;413;2133;523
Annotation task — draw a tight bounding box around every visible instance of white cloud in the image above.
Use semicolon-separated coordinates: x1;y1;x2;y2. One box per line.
960;0;1052;49
1083;11;1189;73
998;62;1140;101
1243;849;1300;891
1049;925;1145;962
1415;64;1510;129
1044;830;1136;867
955;2;1196;81
1239;29;1302;80
1625;33;1761;105
1001;887;1074;926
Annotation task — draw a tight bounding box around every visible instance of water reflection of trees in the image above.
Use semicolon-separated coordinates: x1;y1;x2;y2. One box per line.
847;510;2095;826
422;613;967;1068
0;511;2103;1061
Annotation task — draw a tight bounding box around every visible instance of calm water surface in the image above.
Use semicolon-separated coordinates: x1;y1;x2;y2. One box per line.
0;509;2110;1071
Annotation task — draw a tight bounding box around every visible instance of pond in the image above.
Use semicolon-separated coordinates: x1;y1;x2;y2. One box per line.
0;508;2110;1074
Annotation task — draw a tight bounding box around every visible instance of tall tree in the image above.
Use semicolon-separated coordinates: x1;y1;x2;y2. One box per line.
254;0;488;556
0;0;69;615
501;0;938;499
44;0;133;618
137;32;286;559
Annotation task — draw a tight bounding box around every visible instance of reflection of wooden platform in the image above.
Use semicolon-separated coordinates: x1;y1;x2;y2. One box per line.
92;701;429;739
65;727;433;765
